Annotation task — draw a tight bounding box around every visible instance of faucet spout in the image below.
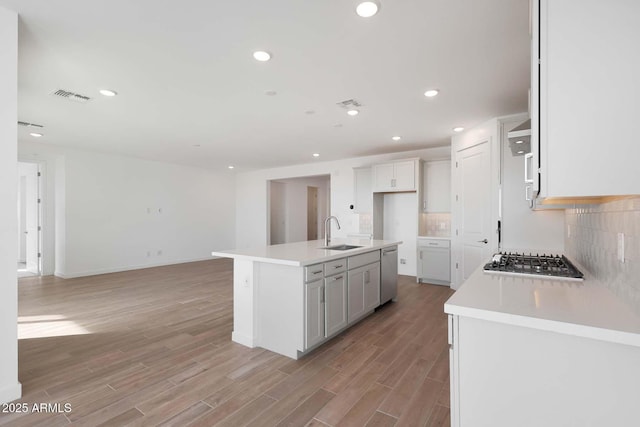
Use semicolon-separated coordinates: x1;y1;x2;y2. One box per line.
324;216;341;246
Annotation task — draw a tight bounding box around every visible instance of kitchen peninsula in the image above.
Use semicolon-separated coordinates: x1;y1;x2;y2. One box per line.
212;238;401;359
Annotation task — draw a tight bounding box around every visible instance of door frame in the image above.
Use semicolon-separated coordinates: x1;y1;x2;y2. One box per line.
17;160;47;276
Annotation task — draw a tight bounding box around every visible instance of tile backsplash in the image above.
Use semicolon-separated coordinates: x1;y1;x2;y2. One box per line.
565;197;640;314
419;212;451;237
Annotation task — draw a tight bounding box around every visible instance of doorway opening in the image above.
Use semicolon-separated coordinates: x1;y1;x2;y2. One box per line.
17;162;42;278
268;175;330;245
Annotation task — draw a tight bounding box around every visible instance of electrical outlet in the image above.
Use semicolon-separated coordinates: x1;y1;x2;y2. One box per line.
400;258;406;265
157;250;163;256
146;251;151;257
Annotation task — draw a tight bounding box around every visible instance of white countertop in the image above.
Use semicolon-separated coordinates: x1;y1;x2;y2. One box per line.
212;238;402;267
417;235;450;240
445;262;640;347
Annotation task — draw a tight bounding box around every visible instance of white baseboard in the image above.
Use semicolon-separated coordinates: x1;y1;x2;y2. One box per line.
0;382;21;405
232;332;256;348
54;256;219;279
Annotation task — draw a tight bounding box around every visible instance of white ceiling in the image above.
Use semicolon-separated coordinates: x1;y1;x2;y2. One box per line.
2;0;530;171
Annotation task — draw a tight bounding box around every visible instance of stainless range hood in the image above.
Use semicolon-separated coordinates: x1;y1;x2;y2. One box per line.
507;119;531;156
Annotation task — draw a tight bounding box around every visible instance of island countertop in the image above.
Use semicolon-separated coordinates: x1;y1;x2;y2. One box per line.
211;238;402;267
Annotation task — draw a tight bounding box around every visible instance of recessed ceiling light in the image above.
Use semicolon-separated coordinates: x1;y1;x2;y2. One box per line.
228;165;235;169
517;150;525;154
253;51;271;62
99;89;117;97
424;89;439;97
29;132;43;137
453;127;465;132
515;140;524;144
392;136;401;141
347;109;359;116
356;1;379;18
313;153;320;158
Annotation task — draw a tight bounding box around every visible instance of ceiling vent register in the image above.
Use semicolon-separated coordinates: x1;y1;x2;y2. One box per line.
336;99;363;110
51;89;92;104
18;121;44;128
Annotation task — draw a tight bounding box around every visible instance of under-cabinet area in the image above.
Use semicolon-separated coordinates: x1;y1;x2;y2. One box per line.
212;239;399;359
417;237;451;285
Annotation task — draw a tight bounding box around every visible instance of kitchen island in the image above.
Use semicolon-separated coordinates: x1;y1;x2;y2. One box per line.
444;263;640;427
212;238;401;359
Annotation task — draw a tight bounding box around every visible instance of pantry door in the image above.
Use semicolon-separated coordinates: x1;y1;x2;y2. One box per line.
455;141;492;284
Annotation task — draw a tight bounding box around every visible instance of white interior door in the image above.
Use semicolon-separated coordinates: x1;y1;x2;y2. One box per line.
457;142;492;282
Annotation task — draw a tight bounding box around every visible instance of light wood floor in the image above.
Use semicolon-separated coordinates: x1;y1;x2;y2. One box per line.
2;259;454;426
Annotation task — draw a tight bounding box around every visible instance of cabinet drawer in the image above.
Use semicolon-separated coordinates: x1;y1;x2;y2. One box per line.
304;264;324;282
348;250;380;270
418;239;450;249
324;258;347;276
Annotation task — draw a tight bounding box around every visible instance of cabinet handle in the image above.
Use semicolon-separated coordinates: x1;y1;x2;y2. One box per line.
321;286;325;303
365;271;370;283
312;270;323;275
428;242;438;246
334;265;343;269
419;251;423;260
333;275;343;281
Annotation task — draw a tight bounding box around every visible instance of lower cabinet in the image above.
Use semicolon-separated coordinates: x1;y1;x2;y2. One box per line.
325;273;348;337
304;252;382;352
347;261;380;324
304;279;325;350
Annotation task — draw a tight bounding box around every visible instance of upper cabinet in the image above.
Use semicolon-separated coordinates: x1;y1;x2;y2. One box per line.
422;160;451;212
352;167;373;213
372;159;418;192
532;0;640;199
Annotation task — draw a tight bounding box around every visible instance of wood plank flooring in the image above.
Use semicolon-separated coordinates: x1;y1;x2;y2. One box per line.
2;259;453;426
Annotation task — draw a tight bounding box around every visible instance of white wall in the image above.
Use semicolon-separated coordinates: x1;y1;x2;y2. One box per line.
236;146;450;275
18;141;236;278
0;4;21;404
501;118;564;252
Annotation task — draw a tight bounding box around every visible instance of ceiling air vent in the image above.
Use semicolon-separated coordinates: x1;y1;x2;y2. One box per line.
51;89;92;104
18;121;44;128
336;99;363;110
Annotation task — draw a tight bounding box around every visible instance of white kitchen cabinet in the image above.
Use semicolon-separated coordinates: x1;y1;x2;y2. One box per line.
304;279;324;350
448;314;640;426
422;160;451;212
324;273;347;337
372;159;418;192
417;238;450;285
352;167;373;213
347;261;380;323
532;0;640;199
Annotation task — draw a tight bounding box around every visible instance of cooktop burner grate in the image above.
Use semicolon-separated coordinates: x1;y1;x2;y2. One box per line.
483;252;584;280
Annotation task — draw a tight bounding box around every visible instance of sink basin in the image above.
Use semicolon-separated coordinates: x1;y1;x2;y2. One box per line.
321;244;363;251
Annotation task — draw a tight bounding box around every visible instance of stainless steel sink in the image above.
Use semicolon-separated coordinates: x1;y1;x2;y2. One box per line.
320;244;362;251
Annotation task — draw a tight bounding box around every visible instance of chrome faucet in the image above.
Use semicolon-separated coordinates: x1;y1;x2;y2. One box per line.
324;216;341;246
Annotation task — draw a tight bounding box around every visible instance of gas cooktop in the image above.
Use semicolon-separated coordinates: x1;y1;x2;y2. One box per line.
483;252;584;281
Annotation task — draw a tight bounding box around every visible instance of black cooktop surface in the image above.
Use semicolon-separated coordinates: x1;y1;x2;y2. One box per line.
483;252;584;279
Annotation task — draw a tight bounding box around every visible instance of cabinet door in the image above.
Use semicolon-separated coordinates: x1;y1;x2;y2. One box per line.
373;163;395;192
419;247;451;282
393;160;416;191
363;262;380;312
305;279;324;350
353;167;373;213
538;0;640;197
325;274;348;337
424;161;452;212
347;268;365;323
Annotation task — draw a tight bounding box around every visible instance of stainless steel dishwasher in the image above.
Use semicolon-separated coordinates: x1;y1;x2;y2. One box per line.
380;246;398;304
